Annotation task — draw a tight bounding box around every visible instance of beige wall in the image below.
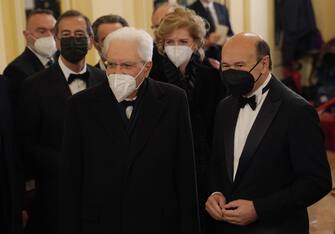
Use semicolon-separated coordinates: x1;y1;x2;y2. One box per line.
0;0;26;73
0;0;7;71
225;0;335;79
227;0;279;75
0;0;154;72
1;0;335;73
312;0;335;42
60;0;153;65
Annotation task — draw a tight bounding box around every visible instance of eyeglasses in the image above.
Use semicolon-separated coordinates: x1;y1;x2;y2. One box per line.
105;61;144;71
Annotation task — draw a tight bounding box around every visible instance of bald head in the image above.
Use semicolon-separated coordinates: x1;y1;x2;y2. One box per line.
222;32;272;70
221;32;272;94
151;3;176;30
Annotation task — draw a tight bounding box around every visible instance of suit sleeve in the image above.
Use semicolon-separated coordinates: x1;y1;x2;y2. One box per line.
253;102;332;222
4;65;28;110
19;78;59;177
58;97;82;234
176;91;201;234
208;102;225;194
0;77;24;234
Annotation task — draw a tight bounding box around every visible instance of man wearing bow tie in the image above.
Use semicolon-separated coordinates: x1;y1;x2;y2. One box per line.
58;27;200;234
205;32;331;233
18;10;105;234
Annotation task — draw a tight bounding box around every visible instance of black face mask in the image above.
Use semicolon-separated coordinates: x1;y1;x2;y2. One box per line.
222;59;262;97
60;37;88;63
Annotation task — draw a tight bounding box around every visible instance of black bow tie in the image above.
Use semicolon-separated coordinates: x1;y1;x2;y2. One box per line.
239;95;257;110
120;100;136;120
121;100;136;108
46;58;54;67
68;72;89;84
238;81;271;110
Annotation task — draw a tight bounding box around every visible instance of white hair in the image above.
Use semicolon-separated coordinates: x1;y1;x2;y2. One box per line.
103;27;153;62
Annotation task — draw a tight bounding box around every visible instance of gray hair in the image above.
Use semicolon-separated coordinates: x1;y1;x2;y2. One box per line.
103;27;153;62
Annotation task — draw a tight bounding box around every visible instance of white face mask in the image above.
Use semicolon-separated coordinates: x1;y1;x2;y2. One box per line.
33;36;57;58
164;45;193;68
107;63;147;102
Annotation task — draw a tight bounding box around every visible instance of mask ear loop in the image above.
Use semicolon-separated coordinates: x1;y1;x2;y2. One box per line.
134;62;148;90
248;57;263;72
249;57;264;83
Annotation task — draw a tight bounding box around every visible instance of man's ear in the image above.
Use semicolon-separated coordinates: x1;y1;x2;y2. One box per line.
55;35;61;50
93;40;100;51
87;36;94;50
23;30;30;43
262;55;270;71
144;61;153;77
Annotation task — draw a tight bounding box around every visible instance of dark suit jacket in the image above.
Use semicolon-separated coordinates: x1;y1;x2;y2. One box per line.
94;62;100;69
0;75;23;234
58;79;200;234
150;52;225;167
188;0;234;36
209;76;332;233
150;53;225;227
18;62;105;234
3;48;45;109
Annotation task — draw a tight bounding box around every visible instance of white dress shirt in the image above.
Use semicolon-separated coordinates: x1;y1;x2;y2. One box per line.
233;73;272;180
58;57;87;95
200;0;219;26
28;47;53;68
124;97;137;119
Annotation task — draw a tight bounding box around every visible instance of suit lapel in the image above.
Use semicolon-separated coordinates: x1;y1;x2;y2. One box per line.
223;98;240;183
126;79;165;170
49;63;72;101
24;47;45;72
213;3;222;23
93;81;129;144
233;77;282;185
86;66;105;88
195;1;213;23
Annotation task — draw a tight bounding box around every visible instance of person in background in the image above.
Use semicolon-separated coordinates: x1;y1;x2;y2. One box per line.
3;9;56;109
18;10;105;234
2;9;56;229
206;32;331;233
151;2;177;31
152;7;225;233
188;0;234;69
92;14;129;71
151;2;178;78
58;26;200;234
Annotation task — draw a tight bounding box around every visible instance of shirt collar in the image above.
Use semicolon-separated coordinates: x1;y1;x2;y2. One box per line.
58;56;87;81
247;73;272;104
28;46;52;67
200;0;214;9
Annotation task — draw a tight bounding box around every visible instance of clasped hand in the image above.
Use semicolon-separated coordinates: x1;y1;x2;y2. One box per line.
205;193;258;226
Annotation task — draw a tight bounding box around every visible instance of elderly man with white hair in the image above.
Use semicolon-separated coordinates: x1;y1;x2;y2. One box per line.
58;27;201;234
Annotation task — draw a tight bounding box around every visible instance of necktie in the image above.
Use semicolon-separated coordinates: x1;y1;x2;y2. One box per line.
121;100;135;119
239;95;256;110
68;72;89;85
